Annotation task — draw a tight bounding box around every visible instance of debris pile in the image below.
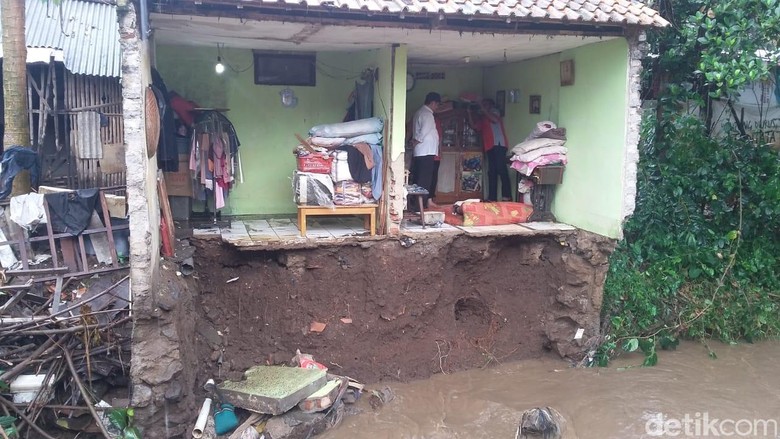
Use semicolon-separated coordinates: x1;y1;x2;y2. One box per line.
0;274;133;437
194;350;393;439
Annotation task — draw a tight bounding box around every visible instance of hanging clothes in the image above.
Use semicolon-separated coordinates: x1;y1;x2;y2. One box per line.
188;111;241;211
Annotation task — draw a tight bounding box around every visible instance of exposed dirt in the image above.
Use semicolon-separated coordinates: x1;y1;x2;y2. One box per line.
190;235;578;385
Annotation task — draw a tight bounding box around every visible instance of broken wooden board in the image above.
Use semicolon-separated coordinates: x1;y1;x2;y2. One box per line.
219;366;327;415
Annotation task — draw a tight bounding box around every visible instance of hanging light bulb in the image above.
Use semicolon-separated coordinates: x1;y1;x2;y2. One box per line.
215;44;225;74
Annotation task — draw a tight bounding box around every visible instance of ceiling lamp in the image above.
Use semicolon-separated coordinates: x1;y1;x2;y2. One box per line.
215;44;225;74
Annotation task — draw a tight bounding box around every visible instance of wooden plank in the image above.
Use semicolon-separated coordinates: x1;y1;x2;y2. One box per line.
157;170;176;256
53;62;61;151
60;237;80;271
99;192;119;268
78;234;89;273
41;199;60;269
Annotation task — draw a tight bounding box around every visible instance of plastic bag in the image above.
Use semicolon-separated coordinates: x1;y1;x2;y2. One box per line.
309;117;383;138
293;171;334;207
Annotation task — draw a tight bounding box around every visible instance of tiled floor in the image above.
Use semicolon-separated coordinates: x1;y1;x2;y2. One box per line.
193;215;371;244
192;214;576;248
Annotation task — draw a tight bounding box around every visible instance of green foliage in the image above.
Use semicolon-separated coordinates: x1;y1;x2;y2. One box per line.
597;0;780;367
0;416;19;437
108;408;142;439
599;111;780;366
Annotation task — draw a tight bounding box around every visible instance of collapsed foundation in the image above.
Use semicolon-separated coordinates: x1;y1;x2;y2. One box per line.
130;230;614;437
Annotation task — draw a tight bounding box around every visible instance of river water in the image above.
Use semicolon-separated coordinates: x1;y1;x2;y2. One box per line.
321;341;780;439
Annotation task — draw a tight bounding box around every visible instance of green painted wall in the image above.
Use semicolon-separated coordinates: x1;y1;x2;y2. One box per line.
405;66;483;120
483;54;561;150
555;39;629;238
390;46;408;161
155;45;388;215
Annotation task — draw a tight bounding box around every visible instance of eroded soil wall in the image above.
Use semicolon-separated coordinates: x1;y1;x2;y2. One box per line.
131;231;614;436
192;231;614;384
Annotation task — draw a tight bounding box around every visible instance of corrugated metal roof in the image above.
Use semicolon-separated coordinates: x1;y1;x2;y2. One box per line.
0;0;120;77
235;0;669;27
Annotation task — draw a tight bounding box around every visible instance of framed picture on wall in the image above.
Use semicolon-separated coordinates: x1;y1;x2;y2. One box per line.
529;95;541;114
560;60;575;86
495;90;506;117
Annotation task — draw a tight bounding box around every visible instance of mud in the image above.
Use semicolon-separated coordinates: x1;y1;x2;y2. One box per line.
190;231;614;385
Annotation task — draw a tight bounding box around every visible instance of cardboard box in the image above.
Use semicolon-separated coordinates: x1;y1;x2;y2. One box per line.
164;155;193;197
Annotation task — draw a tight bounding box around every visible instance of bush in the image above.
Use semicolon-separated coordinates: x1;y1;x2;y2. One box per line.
597;112;780;366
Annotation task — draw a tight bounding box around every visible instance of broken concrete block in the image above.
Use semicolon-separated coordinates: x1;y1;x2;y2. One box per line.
219;366;327;415
298;378;343;413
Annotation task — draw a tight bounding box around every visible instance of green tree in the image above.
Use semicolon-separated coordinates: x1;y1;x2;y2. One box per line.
597;0;780;366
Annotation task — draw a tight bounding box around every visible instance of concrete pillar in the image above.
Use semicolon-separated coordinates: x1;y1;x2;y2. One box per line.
117;0;161;408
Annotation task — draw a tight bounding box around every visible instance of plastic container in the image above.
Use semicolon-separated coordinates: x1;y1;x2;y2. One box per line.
297;154;332;174
10;374;55;404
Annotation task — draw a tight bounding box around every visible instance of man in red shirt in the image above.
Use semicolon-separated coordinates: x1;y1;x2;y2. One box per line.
468;98;511;202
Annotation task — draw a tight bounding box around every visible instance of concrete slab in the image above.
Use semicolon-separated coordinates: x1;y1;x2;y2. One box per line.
457;224;532;237
523;221;576;231
219;366;327;415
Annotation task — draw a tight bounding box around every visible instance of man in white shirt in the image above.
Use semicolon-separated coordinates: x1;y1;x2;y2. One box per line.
410;92;441;209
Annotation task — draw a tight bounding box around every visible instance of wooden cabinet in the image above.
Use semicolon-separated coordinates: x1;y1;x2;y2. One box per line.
434;108;484;204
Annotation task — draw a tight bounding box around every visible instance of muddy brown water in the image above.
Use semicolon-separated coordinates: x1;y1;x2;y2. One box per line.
321;341;780;439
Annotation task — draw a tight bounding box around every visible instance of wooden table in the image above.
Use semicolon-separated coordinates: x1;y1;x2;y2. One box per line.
297;204;378;237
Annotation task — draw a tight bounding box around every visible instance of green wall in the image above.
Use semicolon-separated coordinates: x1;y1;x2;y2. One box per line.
155;45;389;215
156;39;632;237
405;66;483;120
483;55;561;150
481;40;629;238
555;39;629;238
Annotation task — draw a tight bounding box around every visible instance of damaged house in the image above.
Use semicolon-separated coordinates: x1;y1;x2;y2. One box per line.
114;0;669;435
1;0;669;436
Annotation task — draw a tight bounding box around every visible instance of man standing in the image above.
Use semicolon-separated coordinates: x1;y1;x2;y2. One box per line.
411;92;441;208
468;98;511;202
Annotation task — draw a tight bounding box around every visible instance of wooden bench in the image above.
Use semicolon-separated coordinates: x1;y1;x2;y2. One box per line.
297;204;378;237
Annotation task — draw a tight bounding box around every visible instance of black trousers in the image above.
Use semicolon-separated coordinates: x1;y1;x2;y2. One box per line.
410;155;436;208
487;145;511;202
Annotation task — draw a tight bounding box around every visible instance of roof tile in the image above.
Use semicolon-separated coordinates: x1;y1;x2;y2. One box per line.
546;6;565;19
246;0;669;27
529;4;547;17
564;8;581;19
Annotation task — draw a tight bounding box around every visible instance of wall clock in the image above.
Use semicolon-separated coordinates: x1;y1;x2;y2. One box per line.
406;72;415;92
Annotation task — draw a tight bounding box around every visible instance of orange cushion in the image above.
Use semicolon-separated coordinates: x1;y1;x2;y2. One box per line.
461;202;533;226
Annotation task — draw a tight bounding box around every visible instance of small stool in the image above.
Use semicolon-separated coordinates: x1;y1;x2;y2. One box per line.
405;185;429;229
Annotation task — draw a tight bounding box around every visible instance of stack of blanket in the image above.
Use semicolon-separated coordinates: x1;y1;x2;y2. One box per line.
509;121;567;176
306;117;384;204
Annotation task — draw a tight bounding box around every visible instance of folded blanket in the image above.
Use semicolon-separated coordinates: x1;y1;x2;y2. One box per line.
343;133;382;146
309;136;346;148
512;146;568;163
510;153;568;175
511;138;566;156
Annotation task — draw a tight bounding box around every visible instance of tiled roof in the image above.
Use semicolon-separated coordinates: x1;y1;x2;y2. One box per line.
245;0;669;28
0;0;120;77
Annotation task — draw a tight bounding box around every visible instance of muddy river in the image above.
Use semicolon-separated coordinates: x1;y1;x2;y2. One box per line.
322;341;780;439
